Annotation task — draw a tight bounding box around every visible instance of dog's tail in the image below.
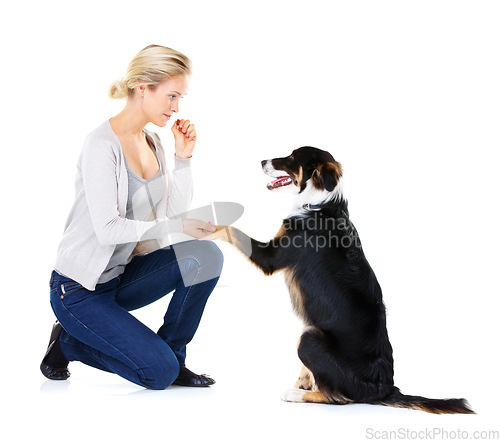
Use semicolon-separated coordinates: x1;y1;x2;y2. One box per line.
380;387;474;414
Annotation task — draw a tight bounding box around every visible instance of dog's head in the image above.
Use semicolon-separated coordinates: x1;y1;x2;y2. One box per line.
262;146;343;195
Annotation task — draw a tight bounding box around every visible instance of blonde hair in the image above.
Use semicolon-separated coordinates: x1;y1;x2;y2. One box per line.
108;44;192;99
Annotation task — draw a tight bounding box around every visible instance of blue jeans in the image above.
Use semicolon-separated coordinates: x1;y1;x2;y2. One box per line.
49;240;223;390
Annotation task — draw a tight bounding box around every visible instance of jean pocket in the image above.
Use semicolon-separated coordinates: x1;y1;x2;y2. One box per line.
51;279;84;301
60;281;83;295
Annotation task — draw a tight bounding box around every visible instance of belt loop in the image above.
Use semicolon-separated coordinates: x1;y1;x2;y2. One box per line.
50;270;55;285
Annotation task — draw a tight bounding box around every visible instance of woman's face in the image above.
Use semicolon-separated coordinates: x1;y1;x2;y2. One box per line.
141;75;189;127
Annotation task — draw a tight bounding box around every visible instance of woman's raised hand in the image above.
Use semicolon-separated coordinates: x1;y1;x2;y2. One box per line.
172;119;197;159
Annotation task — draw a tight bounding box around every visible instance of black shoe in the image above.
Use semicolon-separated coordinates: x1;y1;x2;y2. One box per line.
40;321;70;381
173;366;215;387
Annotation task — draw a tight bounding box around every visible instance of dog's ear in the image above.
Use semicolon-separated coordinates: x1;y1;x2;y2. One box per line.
312;162;342;191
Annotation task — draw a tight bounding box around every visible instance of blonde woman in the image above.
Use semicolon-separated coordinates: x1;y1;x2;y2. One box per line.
41;45;223;389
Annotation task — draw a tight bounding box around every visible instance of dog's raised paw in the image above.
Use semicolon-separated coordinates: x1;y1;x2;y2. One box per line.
281;388;306;403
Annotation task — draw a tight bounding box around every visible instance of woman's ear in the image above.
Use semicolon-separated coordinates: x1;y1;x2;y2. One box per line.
136;83;148;97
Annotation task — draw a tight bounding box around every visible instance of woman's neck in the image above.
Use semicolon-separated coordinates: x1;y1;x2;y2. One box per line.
109;100;148;139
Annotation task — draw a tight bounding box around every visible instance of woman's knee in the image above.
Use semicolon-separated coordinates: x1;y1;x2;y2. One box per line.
173;240;224;283
140;349;180;390
198;240;224;274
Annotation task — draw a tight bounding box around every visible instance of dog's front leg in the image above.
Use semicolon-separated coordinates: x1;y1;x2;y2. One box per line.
209;226;281;275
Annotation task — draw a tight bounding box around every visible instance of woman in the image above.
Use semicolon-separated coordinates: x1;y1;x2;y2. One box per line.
40;44;223;389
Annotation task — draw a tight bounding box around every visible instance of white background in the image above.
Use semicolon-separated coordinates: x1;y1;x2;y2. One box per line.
1;0;499;441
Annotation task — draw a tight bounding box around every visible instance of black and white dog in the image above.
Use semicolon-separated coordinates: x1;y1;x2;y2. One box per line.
212;146;473;414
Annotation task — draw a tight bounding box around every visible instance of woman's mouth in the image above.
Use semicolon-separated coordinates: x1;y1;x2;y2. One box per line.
163;114;171;120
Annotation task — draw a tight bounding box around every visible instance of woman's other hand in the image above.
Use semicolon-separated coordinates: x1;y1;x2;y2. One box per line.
182;219;216;239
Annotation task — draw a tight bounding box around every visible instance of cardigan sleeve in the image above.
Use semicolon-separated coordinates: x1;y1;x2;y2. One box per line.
80;134;183;246
146;131;194;219
165;156;194;218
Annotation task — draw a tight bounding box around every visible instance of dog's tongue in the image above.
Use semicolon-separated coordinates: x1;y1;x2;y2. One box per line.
267;176;292;190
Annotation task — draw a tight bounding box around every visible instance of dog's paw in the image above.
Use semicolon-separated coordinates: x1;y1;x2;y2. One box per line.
294;379;311;390
294;365;315;390
294;375;313;390
202;225;227;241
281;388;306;403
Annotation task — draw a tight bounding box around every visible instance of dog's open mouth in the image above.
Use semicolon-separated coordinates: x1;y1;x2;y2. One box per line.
267;176;293;190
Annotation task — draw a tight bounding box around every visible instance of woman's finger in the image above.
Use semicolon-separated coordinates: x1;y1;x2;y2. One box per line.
181;119;190;134
187;124;196;140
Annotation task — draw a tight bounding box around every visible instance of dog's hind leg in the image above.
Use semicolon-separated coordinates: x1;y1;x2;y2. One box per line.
282;328;353;405
297;327;393;404
295;328;366;404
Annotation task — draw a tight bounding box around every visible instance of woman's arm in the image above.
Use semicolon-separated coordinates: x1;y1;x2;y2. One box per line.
165;119;197;218
165;156;193;219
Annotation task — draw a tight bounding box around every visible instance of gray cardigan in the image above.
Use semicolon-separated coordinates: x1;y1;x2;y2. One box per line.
54;120;193;290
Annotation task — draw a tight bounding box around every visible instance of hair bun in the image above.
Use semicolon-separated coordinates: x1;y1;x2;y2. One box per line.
108;79;129;99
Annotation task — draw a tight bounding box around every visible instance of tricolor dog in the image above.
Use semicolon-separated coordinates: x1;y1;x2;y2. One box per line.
212;146;473;414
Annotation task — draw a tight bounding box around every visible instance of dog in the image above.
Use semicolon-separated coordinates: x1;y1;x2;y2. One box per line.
211;146;473;414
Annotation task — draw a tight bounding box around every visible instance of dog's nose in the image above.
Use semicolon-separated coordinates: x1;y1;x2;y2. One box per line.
261;160;267;167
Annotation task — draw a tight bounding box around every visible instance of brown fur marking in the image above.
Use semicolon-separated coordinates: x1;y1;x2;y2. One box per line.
301;390;331;404
284;269;306;319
